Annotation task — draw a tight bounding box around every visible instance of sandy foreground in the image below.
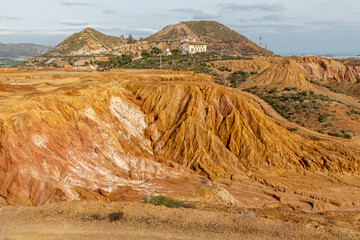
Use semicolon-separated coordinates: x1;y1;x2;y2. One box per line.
0;201;359;240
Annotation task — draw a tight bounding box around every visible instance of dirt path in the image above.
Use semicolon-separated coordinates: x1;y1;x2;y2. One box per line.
1;201;359;240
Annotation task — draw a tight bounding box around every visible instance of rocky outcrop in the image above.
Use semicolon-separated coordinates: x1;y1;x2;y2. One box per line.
214;57;360;86
240;60;311;90
296;57;360;83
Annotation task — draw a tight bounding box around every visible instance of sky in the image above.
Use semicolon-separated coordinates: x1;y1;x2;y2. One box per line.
0;0;359;55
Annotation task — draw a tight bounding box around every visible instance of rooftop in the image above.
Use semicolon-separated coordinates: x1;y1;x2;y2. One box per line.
184;41;207;45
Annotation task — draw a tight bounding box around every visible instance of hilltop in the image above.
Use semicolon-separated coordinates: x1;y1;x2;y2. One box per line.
147;21;273;56
44;27;145;57
53;28;127;55
25;21;273;68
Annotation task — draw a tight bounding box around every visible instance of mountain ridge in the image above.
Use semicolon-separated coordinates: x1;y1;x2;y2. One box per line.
34;21;273;61
0;43;53;60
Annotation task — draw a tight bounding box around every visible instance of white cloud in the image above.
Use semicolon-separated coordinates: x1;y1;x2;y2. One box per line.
103;9;116;14
60;0;95;6
0;16;20;20
171;8;219;19
60;20;91;26
218;3;284;12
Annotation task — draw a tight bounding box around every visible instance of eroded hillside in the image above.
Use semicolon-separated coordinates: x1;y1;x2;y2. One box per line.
0;69;359;212
210;57;360;140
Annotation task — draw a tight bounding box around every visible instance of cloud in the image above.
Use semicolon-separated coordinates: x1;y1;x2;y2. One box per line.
229;22;304;34
303;20;359;31
0;26;13;35
94;26;157;35
0;16;20;20
305;20;353;26
60;0;95;6
103;9;116;14
251;15;287;22
171;8;219;19
60;20;91;26
218;3;284;12
132;28;158;35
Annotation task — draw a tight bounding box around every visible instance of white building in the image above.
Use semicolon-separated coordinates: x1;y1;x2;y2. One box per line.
163;48;171;56
180;37;207;54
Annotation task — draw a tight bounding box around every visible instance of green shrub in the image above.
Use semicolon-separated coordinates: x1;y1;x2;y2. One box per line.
228;71;252;88
318;113;328;123
108;212;124;222
151;47;162;55
268;88;277;93
143;195;195;209
348;108;360;115
327;131;352;139
218;66;231;72
141;50;151;59
328;132;341;137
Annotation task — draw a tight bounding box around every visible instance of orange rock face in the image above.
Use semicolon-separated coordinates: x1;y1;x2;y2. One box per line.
0;69;359;211
213;57;360;88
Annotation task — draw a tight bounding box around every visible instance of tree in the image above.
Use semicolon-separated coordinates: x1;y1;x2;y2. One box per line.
120;54;132;65
141;50;151;59
151;47;162;55
108;56;119;68
171;49;181;56
128;34;135;44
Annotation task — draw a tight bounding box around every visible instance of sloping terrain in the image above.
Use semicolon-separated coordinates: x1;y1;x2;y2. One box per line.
43;28;143;57
240;59;310;90
26;21;274;68
147;21;274;56
221;57;360;140
0;43;52;60
0;69;359;213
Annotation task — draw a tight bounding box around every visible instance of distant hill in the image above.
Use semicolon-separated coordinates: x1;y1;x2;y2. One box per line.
50;28;130;56
41;21;273;58
147;21;274;56
0;43;53;60
26;21;274;67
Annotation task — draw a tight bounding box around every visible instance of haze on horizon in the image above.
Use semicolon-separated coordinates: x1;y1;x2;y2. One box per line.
0;0;359;56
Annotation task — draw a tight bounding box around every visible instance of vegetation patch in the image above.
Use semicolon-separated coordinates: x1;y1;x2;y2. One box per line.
327;130;352;139
227;71;257;88
244;88;330;121
108;211;124;222
347;108;360;115
243;87;356;138
310;80;343;93
98;51;251;84
217;66;231;72
143;195;195;209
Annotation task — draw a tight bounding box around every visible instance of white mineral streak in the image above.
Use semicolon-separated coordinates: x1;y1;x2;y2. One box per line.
84;107;97;122
31;134;48;148
109;96;152;151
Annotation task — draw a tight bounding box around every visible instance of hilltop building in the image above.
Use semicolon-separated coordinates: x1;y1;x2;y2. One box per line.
180;37;207;54
163;48;171;56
